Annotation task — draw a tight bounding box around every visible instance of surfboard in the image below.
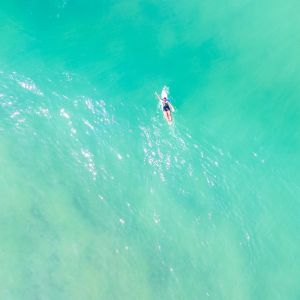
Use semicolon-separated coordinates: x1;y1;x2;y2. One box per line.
161;85;169;99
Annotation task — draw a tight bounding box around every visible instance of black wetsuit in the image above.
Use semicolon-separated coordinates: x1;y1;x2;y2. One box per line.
163;101;170;112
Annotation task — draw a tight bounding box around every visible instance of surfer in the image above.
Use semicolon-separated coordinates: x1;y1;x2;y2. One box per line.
155;92;175;124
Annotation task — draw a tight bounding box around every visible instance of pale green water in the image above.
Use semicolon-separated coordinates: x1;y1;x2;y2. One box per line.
0;1;300;299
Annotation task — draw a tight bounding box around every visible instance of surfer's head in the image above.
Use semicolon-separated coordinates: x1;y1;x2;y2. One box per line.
163;97;167;102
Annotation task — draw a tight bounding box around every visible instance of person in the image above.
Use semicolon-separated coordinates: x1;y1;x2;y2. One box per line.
155;92;175;124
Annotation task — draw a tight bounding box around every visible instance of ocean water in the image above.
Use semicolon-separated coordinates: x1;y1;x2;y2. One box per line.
0;1;300;299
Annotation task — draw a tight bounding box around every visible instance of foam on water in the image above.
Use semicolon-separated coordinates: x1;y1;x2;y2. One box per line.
0;1;300;299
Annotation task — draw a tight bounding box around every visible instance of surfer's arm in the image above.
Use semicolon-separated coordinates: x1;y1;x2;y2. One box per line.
155;92;163;103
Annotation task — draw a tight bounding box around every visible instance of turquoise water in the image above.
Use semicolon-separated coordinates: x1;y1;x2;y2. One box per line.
1;1;300;299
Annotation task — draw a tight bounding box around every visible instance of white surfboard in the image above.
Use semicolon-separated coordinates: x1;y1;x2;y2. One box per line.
161;86;169;99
